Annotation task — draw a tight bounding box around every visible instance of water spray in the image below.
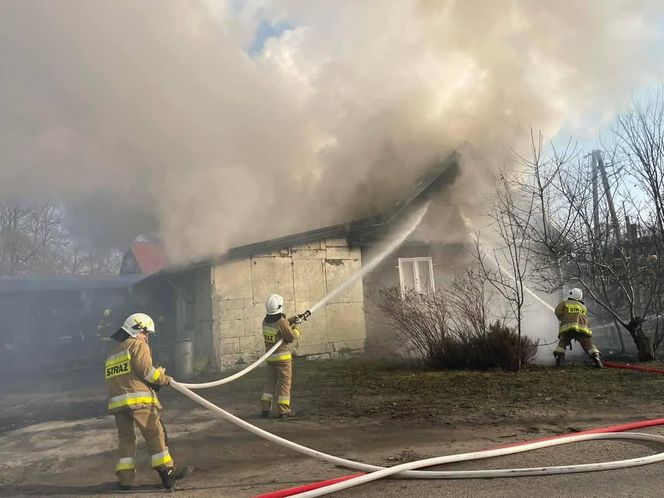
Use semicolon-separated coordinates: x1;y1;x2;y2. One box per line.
309;202;430;314
180;202;430;390
458;209;554;312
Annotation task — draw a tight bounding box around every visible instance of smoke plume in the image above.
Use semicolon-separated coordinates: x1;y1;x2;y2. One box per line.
0;0;662;262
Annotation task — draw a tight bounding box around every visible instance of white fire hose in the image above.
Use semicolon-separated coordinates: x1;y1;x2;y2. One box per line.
171;381;664;496
176;340;282;389
171;326;664;496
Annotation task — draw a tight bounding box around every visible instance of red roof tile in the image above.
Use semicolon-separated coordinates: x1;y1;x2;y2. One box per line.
131;242;168;276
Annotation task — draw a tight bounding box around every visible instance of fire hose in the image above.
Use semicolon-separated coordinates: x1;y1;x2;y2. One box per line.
256;362;664;497
172;310;664;497
171;379;664;496
171;304;664;497
170;357;664;497
177;311;310;390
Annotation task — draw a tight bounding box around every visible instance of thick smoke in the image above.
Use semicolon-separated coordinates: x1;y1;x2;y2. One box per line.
0;0;662;262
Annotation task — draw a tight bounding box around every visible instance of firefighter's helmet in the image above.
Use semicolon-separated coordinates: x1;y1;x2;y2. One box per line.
121;313;156;337
568;288;583;301
265;294;284;315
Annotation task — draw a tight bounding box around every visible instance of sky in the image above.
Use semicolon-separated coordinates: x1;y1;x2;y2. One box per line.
1;0;664;263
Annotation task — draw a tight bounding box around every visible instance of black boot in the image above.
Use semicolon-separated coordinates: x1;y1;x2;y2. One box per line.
555;354;563;367
157;466;192;491
592;354;603;369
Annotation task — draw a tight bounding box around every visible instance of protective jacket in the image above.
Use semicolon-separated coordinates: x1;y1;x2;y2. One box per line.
554;298;591;336
105;338;170;413
262;315;300;362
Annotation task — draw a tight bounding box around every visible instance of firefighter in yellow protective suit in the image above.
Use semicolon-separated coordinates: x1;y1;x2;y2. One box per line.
105;313;191;490
260;294;306;419
553;288;602;368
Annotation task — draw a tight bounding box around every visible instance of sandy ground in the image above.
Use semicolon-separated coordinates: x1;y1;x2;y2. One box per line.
3;359;664;497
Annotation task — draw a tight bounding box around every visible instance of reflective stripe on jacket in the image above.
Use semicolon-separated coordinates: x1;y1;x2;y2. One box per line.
555;299;592;336
263;316;299;363
105;338;169;413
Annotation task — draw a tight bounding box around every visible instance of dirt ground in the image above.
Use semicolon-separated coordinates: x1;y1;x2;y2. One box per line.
3;358;664;497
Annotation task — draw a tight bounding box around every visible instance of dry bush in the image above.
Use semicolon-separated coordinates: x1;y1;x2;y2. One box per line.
378;272;537;371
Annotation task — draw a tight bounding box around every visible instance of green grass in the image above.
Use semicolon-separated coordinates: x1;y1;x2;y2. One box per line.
208;358;664;425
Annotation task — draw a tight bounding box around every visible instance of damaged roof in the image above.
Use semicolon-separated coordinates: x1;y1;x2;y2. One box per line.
221;151;459;260
141;151;459;278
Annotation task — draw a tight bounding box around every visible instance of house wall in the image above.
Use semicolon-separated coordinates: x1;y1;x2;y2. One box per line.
133;267;213;371
181;266;215;366
170;266;214;371
362;240;470;358
211;238;366;370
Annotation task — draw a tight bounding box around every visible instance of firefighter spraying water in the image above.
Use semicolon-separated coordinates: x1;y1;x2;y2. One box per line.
260;294;310;419
553;288;603;368
252;203;429;418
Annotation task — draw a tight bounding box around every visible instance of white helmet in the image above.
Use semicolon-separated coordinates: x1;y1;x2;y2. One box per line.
568;288;583;301
265;294;284;315
121;313;156;337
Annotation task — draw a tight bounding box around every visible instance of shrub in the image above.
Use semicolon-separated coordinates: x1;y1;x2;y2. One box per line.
468;321;537;370
378;272;537;371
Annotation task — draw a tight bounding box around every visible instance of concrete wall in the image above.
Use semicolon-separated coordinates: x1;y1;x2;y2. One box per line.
190;266;214;367
211;238;366;369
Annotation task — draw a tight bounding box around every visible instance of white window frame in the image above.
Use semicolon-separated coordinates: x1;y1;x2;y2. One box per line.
397;257;435;295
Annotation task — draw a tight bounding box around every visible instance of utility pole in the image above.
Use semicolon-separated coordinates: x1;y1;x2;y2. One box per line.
591;152;600;240
592;150;627;352
593;150;621;242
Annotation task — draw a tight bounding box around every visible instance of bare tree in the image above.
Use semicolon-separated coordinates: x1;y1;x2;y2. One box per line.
0;202;121;276
474;166;536;370
614;87;664;236
556;156;663;360
515;116;664;361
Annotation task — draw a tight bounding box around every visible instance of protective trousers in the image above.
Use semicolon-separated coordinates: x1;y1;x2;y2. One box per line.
113;407;173;486
261;360;292;415
553;331;600;358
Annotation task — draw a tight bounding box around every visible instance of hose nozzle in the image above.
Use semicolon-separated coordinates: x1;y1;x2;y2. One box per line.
295;310;311;324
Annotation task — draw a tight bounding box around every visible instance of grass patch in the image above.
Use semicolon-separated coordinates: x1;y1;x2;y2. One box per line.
203;358;664;425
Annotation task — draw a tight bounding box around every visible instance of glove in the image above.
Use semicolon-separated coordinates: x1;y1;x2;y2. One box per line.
157;367;172;386
150;375;172;391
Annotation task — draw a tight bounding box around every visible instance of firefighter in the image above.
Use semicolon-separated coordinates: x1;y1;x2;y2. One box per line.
97;308;114;338
95;308;114;358
260;294;303;419
105;313;191;490
553;288;603;368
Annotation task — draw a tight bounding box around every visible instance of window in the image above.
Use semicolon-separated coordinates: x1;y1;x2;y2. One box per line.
398;257;435;295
